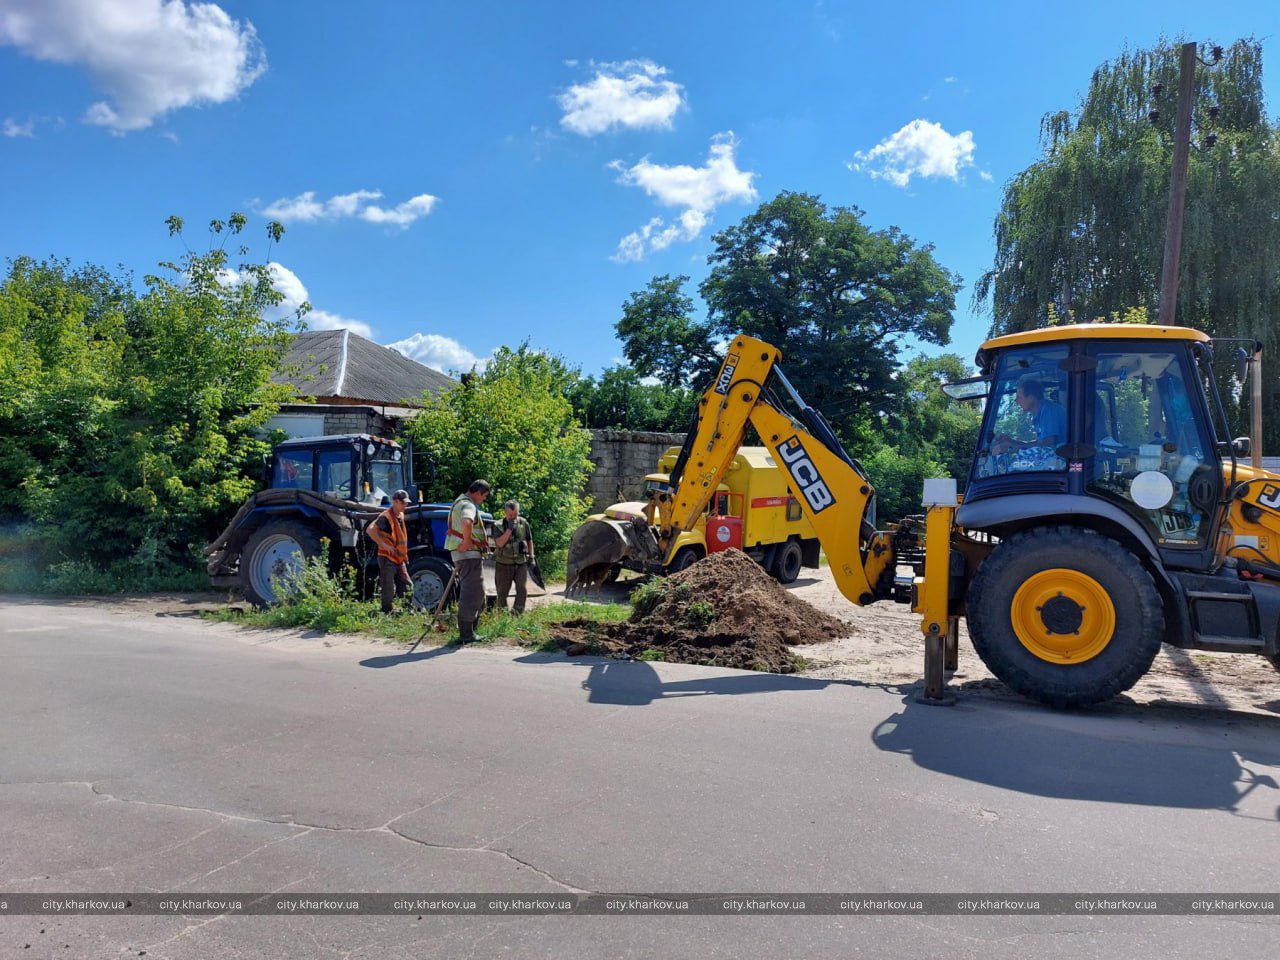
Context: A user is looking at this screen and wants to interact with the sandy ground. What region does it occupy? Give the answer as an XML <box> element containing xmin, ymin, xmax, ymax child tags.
<box><xmin>782</xmin><ymin>570</ymin><xmax>1280</xmax><ymax>717</ymax></box>
<box><xmin>561</xmin><ymin>566</ymin><xmax>1280</xmax><ymax>718</ymax></box>
<box><xmin>14</xmin><ymin>561</ymin><xmax>1280</xmax><ymax>718</ymax></box>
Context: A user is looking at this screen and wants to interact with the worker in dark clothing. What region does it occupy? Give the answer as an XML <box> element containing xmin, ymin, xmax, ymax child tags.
<box><xmin>493</xmin><ymin>499</ymin><xmax>534</xmax><ymax>615</ymax></box>
<box><xmin>366</xmin><ymin>489</ymin><xmax>411</xmax><ymax>614</ymax></box>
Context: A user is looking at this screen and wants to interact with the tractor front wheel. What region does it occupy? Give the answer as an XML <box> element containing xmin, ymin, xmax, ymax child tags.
<box><xmin>966</xmin><ymin>526</ymin><xmax>1163</xmax><ymax>707</ymax></box>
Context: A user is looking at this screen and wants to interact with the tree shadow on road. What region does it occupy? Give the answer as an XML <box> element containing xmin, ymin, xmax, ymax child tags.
<box><xmin>872</xmin><ymin>691</ymin><xmax>1280</xmax><ymax>815</ymax></box>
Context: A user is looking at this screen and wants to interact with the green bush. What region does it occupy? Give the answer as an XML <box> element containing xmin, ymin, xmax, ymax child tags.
<box><xmin>410</xmin><ymin>345</ymin><xmax>593</xmax><ymax>571</ymax></box>
<box><xmin>630</xmin><ymin>579</ymin><xmax>667</xmax><ymax>620</ymax></box>
<box><xmin>0</xmin><ymin>213</ymin><xmax>297</xmax><ymax>592</ymax></box>
<box><xmin>685</xmin><ymin>600</ymin><xmax>715</xmax><ymax>631</ymax></box>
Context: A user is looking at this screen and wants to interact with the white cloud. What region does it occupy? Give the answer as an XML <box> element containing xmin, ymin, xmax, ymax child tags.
<box><xmin>262</xmin><ymin>190</ymin><xmax>438</xmax><ymax>229</ymax></box>
<box><xmin>613</xmin><ymin>210</ymin><xmax>709</xmax><ymax>263</ymax></box>
<box><xmin>0</xmin><ymin>0</ymin><xmax>265</xmax><ymax>133</ymax></box>
<box><xmin>306</xmin><ymin>309</ymin><xmax>373</xmax><ymax>340</ymax></box>
<box><xmin>848</xmin><ymin>119</ymin><xmax>977</xmax><ymax>188</ymax></box>
<box><xmin>559</xmin><ymin>59</ymin><xmax>685</xmax><ymax>136</ymax></box>
<box><xmin>3</xmin><ymin>117</ymin><xmax>34</xmax><ymax>137</ymax></box>
<box><xmin>268</xmin><ymin>263</ymin><xmax>373</xmax><ymax>338</ymax></box>
<box><xmin>611</xmin><ymin>132</ymin><xmax>756</xmax><ymax>261</ymax></box>
<box><xmin>236</xmin><ymin>265</ymin><xmax>486</xmax><ymax>374</ymax></box>
<box><xmin>386</xmin><ymin>333</ymin><xmax>489</xmax><ymax>374</ymax></box>
<box><xmin>227</xmin><ymin>262</ymin><xmax>374</xmax><ymax>338</ymax></box>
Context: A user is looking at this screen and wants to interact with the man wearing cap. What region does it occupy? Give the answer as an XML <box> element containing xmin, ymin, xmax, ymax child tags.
<box><xmin>493</xmin><ymin>500</ymin><xmax>535</xmax><ymax>615</ymax></box>
<box><xmin>444</xmin><ymin>479</ymin><xmax>491</xmax><ymax>642</ymax></box>
<box><xmin>367</xmin><ymin>489</ymin><xmax>412</xmax><ymax>614</ymax></box>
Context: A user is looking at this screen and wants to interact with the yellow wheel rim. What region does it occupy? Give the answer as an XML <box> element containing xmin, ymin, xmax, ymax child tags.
<box><xmin>1010</xmin><ymin>569</ymin><xmax>1116</xmax><ymax>664</ymax></box>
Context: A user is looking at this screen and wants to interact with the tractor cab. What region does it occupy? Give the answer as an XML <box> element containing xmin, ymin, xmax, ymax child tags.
<box><xmin>267</xmin><ymin>434</ymin><xmax>416</xmax><ymax>506</ymax></box>
<box><xmin>962</xmin><ymin>324</ymin><xmax>1230</xmax><ymax>572</ymax></box>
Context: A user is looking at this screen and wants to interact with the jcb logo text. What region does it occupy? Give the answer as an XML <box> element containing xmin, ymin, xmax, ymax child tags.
<box><xmin>715</xmin><ymin>355</ymin><xmax>739</xmax><ymax>395</ymax></box>
<box><xmin>779</xmin><ymin>436</ymin><xmax>835</xmax><ymax>513</ymax></box>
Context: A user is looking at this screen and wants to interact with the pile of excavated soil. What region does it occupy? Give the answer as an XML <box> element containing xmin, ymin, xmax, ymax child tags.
<box><xmin>549</xmin><ymin>549</ymin><xmax>852</xmax><ymax>672</ymax></box>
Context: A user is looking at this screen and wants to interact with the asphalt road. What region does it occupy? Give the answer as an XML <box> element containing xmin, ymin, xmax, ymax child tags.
<box><xmin>2</xmin><ymin>598</ymin><xmax>1279</xmax><ymax>959</ymax></box>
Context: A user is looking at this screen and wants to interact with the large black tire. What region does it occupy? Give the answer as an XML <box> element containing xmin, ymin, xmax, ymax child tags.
<box><xmin>407</xmin><ymin>554</ymin><xmax>454</xmax><ymax>612</ymax></box>
<box><xmin>772</xmin><ymin>540</ymin><xmax>804</xmax><ymax>584</ymax></box>
<box><xmin>966</xmin><ymin>526</ymin><xmax>1164</xmax><ymax>708</ymax></box>
<box><xmin>669</xmin><ymin>547</ymin><xmax>701</xmax><ymax>573</ymax></box>
<box><xmin>240</xmin><ymin>520</ymin><xmax>323</xmax><ymax>607</ymax></box>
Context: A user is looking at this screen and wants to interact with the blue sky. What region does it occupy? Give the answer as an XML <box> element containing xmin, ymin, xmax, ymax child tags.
<box><xmin>1</xmin><ymin>0</ymin><xmax>1276</xmax><ymax>375</ymax></box>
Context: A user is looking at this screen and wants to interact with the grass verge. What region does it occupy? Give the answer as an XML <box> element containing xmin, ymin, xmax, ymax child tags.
<box><xmin>203</xmin><ymin>596</ymin><xmax>630</xmax><ymax>647</ymax></box>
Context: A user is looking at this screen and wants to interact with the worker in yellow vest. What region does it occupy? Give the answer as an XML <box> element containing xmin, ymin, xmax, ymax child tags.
<box><xmin>366</xmin><ymin>489</ymin><xmax>411</xmax><ymax>614</ymax></box>
<box><xmin>444</xmin><ymin>479</ymin><xmax>491</xmax><ymax>642</ymax></box>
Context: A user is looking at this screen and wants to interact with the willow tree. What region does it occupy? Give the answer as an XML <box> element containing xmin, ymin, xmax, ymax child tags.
<box><xmin>976</xmin><ymin>40</ymin><xmax>1280</xmax><ymax>436</ymax></box>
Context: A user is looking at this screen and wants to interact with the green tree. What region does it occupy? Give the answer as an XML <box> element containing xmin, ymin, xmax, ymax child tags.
<box><xmin>615</xmin><ymin>275</ymin><xmax>718</xmax><ymax>389</ymax></box>
<box><xmin>0</xmin><ymin>214</ymin><xmax>297</xmax><ymax>590</ymax></box>
<box><xmin>854</xmin><ymin>354</ymin><xmax>983</xmax><ymax>521</ymax></box>
<box><xmin>698</xmin><ymin>192</ymin><xmax>960</xmax><ymax>438</ymax></box>
<box><xmin>408</xmin><ymin>345</ymin><xmax>593</xmax><ymax>575</ymax></box>
<box><xmin>975</xmin><ymin>39</ymin><xmax>1280</xmax><ymax>440</ymax></box>
<box><xmin>885</xmin><ymin>354</ymin><xmax>983</xmax><ymax>483</ymax></box>
<box><xmin>567</xmin><ymin>365</ymin><xmax>697</xmax><ymax>431</ymax></box>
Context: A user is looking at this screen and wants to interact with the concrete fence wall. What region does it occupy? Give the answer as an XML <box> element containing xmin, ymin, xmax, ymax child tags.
<box><xmin>584</xmin><ymin>429</ymin><xmax>685</xmax><ymax>512</ymax></box>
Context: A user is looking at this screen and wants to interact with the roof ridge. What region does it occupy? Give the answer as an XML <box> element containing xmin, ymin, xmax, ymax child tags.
<box><xmin>334</xmin><ymin>328</ymin><xmax>350</xmax><ymax>395</ymax></box>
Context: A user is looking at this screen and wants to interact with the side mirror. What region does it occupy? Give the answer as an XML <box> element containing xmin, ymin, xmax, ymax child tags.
<box><xmin>261</xmin><ymin>454</ymin><xmax>272</xmax><ymax>487</ymax></box>
<box><xmin>941</xmin><ymin>376</ymin><xmax>991</xmax><ymax>401</ymax></box>
<box><xmin>1235</xmin><ymin>347</ymin><xmax>1250</xmax><ymax>383</ymax></box>
<box><xmin>1233</xmin><ymin>436</ymin><xmax>1251</xmax><ymax>458</ymax></box>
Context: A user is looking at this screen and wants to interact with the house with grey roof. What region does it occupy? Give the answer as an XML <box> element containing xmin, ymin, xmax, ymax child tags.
<box><xmin>267</xmin><ymin>329</ymin><xmax>455</xmax><ymax>439</ymax></box>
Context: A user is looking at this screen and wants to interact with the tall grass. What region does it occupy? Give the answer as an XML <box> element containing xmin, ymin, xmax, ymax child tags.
<box><xmin>203</xmin><ymin>555</ymin><xmax>627</xmax><ymax>645</ymax></box>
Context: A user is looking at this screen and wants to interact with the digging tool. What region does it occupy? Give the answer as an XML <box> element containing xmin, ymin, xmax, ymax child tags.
<box><xmin>405</xmin><ymin>565</ymin><xmax>458</xmax><ymax>654</ymax></box>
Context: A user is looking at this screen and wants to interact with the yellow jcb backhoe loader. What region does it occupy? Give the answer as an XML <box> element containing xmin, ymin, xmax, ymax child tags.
<box><xmin>568</xmin><ymin>327</ymin><xmax>1280</xmax><ymax>707</ymax></box>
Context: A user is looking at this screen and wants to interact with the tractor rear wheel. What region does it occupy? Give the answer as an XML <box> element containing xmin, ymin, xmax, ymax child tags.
<box><xmin>240</xmin><ymin>520</ymin><xmax>323</xmax><ymax>607</ymax></box>
<box><xmin>966</xmin><ymin>526</ymin><xmax>1163</xmax><ymax>707</ymax></box>
<box><xmin>772</xmin><ymin>540</ymin><xmax>804</xmax><ymax>584</ymax></box>
<box><xmin>408</xmin><ymin>555</ymin><xmax>454</xmax><ymax>612</ymax></box>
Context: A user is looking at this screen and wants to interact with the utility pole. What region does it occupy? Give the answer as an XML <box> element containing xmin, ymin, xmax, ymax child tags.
<box><xmin>1157</xmin><ymin>41</ymin><xmax>1198</xmax><ymax>327</ymax></box>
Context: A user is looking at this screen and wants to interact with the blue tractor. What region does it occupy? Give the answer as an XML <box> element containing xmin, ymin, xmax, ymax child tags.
<box><xmin>205</xmin><ymin>434</ymin><xmax>470</xmax><ymax>608</ymax></box>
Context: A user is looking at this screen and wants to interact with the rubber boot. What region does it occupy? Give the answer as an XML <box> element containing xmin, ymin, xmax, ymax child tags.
<box><xmin>457</xmin><ymin>617</ymin><xmax>483</xmax><ymax>645</ymax></box>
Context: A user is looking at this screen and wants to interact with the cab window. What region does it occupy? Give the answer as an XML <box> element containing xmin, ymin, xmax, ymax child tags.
<box><xmin>975</xmin><ymin>346</ymin><xmax>1069</xmax><ymax>478</ymax></box>
<box><xmin>317</xmin><ymin>449</ymin><xmax>353</xmax><ymax>498</ymax></box>
<box><xmin>368</xmin><ymin>459</ymin><xmax>406</xmax><ymax>503</ymax></box>
<box><xmin>1088</xmin><ymin>348</ymin><xmax>1215</xmax><ymax>546</ymax></box>
<box><xmin>274</xmin><ymin>451</ymin><xmax>313</xmax><ymax>489</ymax></box>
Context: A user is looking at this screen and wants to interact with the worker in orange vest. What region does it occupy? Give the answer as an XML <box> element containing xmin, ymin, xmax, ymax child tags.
<box><xmin>367</xmin><ymin>489</ymin><xmax>411</xmax><ymax>614</ymax></box>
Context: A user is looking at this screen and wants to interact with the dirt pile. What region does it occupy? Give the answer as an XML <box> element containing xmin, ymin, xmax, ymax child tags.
<box><xmin>551</xmin><ymin>549</ymin><xmax>852</xmax><ymax>672</ymax></box>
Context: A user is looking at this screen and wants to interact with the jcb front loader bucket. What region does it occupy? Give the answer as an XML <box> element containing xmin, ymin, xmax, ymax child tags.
<box><xmin>566</xmin><ymin>516</ymin><xmax>661</xmax><ymax>589</ymax></box>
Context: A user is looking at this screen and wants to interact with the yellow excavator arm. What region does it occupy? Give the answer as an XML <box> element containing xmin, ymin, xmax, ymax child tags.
<box><xmin>652</xmin><ymin>334</ymin><xmax>896</xmax><ymax>607</ymax></box>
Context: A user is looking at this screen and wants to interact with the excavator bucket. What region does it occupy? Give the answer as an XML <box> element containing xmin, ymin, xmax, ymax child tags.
<box><xmin>566</xmin><ymin>515</ymin><xmax>661</xmax><ymax>590</ymax></box>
